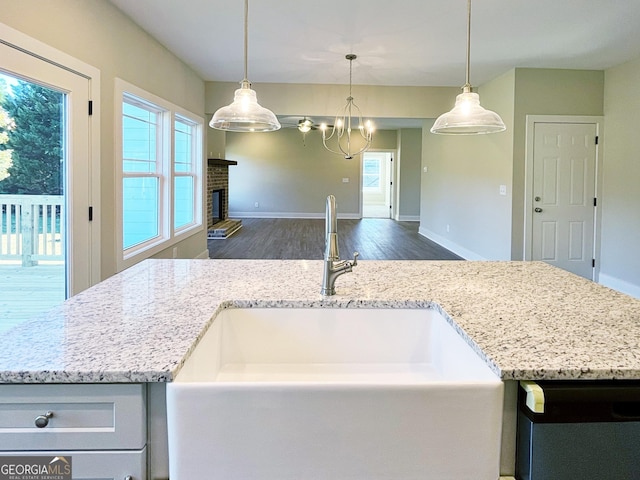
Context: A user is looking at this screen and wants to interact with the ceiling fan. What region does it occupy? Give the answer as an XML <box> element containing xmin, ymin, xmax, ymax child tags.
<box><xmin>278</xmin><ymin>116</ymin><xmax>334</xmax><ymax>146</ymax></box>
<box><xmin>279</xmin><ymin>116</ymin><xmax>323</xmax><ymax>133</ymax></box>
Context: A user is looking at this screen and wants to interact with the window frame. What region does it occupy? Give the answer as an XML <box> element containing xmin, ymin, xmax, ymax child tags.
<box><xmin>173</xmin><ymin>114</ymin><xmax>200</xmax><ymax>233</ymax></box>
<box><xmin>115</xmin><ymin>79</ymin><xmax>203</xmax><ymax>271</ymax></box>
<box><xmin>121</xmin><ymin>95</ymin><xmax>166</xmax><ymax>251</ymax></box>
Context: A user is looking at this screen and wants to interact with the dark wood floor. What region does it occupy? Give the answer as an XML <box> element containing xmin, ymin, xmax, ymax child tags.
<box><xmin>208</xmin><ymin>218</ymin><xmax>462</xmax><ymax>260</ymax></box>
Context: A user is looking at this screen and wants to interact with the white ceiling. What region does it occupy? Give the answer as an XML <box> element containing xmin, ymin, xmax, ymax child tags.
<box><xmin>109</xmin><ymin>0</ymin><xmax>640</xmax><ymax>88</ymax></box>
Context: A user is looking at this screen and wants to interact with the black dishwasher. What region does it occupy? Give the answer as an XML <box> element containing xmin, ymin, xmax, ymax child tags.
<box><xmin>516</xmin><ymin>380</ymin><xmax>640</xmax><ymax>480</ymax></box>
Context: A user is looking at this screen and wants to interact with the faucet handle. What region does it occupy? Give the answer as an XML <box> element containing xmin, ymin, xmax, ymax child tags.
<box><xmin>351</xmin><ymin>252</ymin><xmax>359</xmax><ymax>266</ymax></box>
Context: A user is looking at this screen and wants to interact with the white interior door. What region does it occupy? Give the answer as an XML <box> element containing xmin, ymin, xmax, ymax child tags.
<box><xmin>531</xmin><ymin>122</ymin><xmax>597</xmax><ymax>279</ymax></box>
<box><xmin>0</xmin><ymin>40</ymin><xmax>93</xmax><ymax>299</ymax></box>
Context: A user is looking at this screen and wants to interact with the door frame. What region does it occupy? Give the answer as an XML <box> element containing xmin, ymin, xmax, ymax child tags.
<box><xmin>1</xmin><ymin>22</ymin><xmax>101</xmax><ymax>293</ymax></box>
<box><xmin>523</xmin><ymin>115</ymin><xmax>604</xmax><ymax>279</ymax></box>
<box><xmin>359</xmin><ymin>149</ymin><xmax>396</xmax><ymax>219</ymax></box>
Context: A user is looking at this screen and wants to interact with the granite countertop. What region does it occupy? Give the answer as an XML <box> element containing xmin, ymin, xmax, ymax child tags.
<box><xmin>1</xmin><ymin>259</ymin><xmax>639</xmax><ymax>383</ymax></box>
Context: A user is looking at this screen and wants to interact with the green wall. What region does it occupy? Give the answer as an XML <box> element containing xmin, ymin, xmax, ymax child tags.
<box><xmin>397</xmin><ymin>129</ymin><xmax>422</xmax><ymax>219</ymax></box>
<box><xmin>511</xmin><ymin>68</ymin><xmax>604</xmax><ymax>259</ymax></box>
<box><xmin>206</xmin><ymin>81</ymin><xmax>441</xmax><ymax>221</ymax></box>
<box><xmin>600</xmin><ymin>57</ymin><xmax>640</xmax><ymax>296</ymax></box>
<box><xmin>420</xmin><ymin>68</ymin><xmax>605</xmax><ymax>261</ymax></box>
<box><xmin>420</xmin><ymin>70</ymin><xmax>515</xmax><ymax>260</ymax></box>
<box><xmin>225</xmin><ymin>129</ymin><xmax>399</xmax><ymax>217</ymax></box>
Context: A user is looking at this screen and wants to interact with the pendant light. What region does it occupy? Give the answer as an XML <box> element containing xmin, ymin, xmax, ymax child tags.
<box><xmin>431</xmin><ymin>0</ymin><xmax>506</xmax><ymax>135</ymax></box>
<box><xmin>209</xmin><ymin>0</ymin><xmax>280</xmax><ymax>132</ymax></box>
<box><xmin>321</xmin><ymin>54</ymin><xmax>374</xmax><ymax>159</ymax></box>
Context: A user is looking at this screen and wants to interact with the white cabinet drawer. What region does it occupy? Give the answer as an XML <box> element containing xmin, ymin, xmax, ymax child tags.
<box><xmin>0</xmin><ymin>447</ymin><xmax>146</xmax><ymax>480</ymax></box>
<box><xmin>0</xmin><ymin>384</ymin><xmax>146</xmax><ymax>451</ymax></box>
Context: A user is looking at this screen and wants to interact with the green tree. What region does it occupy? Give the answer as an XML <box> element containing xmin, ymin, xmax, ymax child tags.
<box><xmin>0</xmin><ymin>78</ymin><xmax>12</xmax><ymax>181</ymax></box>
<box><xmin>0</xmin><ymin>80</ymin><xmax>63</xmax><ymax>194</ymax></box>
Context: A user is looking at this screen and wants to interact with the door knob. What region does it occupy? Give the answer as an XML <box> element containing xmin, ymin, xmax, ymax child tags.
<box><xmin>534</xmin><ymin>207</ymin><xmax>543</xmax><ymax>213</ymax></box>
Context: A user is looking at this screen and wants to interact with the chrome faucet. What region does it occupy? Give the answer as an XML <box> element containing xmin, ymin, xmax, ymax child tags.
<box><xmin>321</xmin><ymin>195</ymin><xmax>359</xmax><ymax>296</ymax></box>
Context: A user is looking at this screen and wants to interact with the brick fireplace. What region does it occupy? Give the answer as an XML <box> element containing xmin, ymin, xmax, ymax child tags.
<box><xmin>206</xmin><ymin>158</ymin><xmax>241</xmax><ymax>238</ymax></box>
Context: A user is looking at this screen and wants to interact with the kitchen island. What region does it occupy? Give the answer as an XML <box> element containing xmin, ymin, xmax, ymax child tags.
<box><xmin>1</xmin><ymin>259</ymin><xmax>639</xmax><ymax>479</ymax></box>
<box><xmin>1</xmin><ymin>259</ymin><xmax>639</xmax><ymax>383</ymax></box>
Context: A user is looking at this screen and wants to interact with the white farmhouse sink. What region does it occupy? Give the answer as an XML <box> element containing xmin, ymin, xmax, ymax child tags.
<box><xmin>167</xmin><ymin>307</ymin><xmax>503</xmax><ymax>480</ymax></box>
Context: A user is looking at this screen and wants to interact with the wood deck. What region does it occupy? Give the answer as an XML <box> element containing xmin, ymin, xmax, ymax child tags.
<box><xmin>0</xmin><ymin>262</ymin><xmax>65</xmax><ymax>333</ymax></box>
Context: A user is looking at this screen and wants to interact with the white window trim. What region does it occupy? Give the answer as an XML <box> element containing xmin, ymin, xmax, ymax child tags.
<box><xmin>115</xmin><ymin>78</ymin><xmax>203</xmax><ymax>271</ymax></box>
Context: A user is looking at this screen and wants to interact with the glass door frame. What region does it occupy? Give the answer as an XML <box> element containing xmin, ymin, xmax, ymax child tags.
<box><xmin>0</xmin><ymin>22</ymin><xmax>101</xmax><ymax>295</ymax></box>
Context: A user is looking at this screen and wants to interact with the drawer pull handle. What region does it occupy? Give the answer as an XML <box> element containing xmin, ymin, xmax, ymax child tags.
<box><xmin>34</xmin><ymin>411</ymin><xmax>54</xmax><ymax>428</ymax></box>
<box><xmin>124</xmin><ymin>476</ymin><xmax>133</xmax><ymax>480</ymax></box>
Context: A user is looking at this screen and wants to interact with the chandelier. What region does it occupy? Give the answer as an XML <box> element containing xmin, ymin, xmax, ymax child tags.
<box><xmin>321</xmin><ymin>54</ymin><xmax>374</xmax><ymax>159</ymax></box>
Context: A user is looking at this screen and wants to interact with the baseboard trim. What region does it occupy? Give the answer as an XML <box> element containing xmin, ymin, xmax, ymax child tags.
<box><xmin>598</xmin><ymin>273</ymin><xmax>640</xmax><ymax>299</ymax></box>
<box><xmin>196</xmin><ymin>249</ymin><xmax>210</xmax><ymax>259</ymax></box>
<box><xmin>397</xmin><ymin>215</ymin><xmax>420</xmax><ymax>222</ymax></box>
<box><xmin>417</xmin><ymin>227</ymin><xmax>487</xmax><ymax>261</ymax></box>
<box><xmin>229</xmin><ymin>211</ymin><xmax>360</xmax><ymax>219</ymax></box>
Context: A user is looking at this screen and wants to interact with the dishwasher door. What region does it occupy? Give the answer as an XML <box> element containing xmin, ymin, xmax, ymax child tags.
<box><xmin>516</xmin><ymin>380</ymin><xmax>640</xmax><ymax>480</ymax></box>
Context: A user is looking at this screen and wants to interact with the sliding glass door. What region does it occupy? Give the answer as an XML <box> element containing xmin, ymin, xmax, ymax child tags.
<box><xmin>0</xmin><ymin>40</ymin><xmax>92</xmax><ymax>331</ymax></box>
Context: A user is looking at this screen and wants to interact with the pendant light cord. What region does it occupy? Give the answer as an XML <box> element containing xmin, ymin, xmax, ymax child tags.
<box><xmin>349</xmin><ymin>56</ymin><xmax>353</xmax><ymax>99</ymax></box>
<box><xmin>345</xmin><ymin>53</ymin><xmax>356</xmax><ymax>100</ymax></box>
<box><xmin>464</xmin><ymin>0</ymin><xmax>472</xmax><ymax>92</ymax></box>
<box><xmin>243</xmin><ymin>0</ymin><xmax>249</xmax><ymax>83</ymax></box>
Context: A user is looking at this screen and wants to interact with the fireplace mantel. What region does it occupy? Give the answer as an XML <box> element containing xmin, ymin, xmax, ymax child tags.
<box><xmin>207</xmin><ymin>158</ymin><xmax>238</xmax><ymax>167</ymax></box>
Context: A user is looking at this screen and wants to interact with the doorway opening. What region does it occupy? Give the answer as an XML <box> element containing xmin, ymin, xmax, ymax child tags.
<box><xmin>362</xmin><ymin>151</ymin><xmax>393</xmax><ymax>218</ymax></box>
<box><xmin>0</xmin><ymin>71</ymin><xmax>66</xmax><ymax>330</ymax></box>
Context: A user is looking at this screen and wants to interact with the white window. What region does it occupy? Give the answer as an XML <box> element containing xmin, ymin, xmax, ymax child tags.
<box><xmin>363</xmin><ymin>157</ymin><xmax>381</xmax><ymax>191</ymax></box>
<box><xmin>122</xmin><ymin>98</ymin><xmax>162</xmax><ymax>250</ymax></box>
<box><xmin>116</xmin><ymin>79</ymin><xmax>203</xmax><ymax>270</ymax></box>
<box><xmin>173</xmin><ymin>116</ymin><xmax>198</xmax><ymax>231</ymax></box>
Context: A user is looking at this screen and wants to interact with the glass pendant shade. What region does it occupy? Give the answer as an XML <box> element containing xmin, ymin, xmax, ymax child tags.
<box><xmin>209</xmin><ymin>80</ymin><xmax>281</xmax><ymax>132</ymax></box>
<box><xmin>431</xmin><ymin>0</ymin><xmax>506</xmax><ymax>136</ymax></box>
<box><xmin>431</xmin><ymin>90</ymin><xmax>506</xmax><ymax>135</ymax></box>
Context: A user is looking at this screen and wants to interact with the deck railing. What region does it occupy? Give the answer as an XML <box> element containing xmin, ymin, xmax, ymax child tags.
<box><xmin>0</xmin><ymin>194</ymin><xmax>64</xmax><ymax>266</ymax></box>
